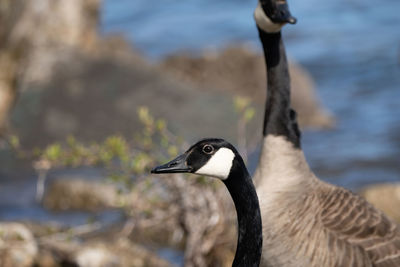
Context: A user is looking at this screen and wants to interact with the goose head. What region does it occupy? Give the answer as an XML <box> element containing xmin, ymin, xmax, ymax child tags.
<box><xmin>255</xmin><ymin>0</ymin><xmax>296</xmax><ymax>33</ymax></box>
<box><xmin>259</xmin><ymin>0</ymin><xmax>297</xmax><ymax>24</ymax></box>
<box><xmin>151</xmin><ymin>138</ymin><xmax>238</xmax><ymax>180</ymax></box>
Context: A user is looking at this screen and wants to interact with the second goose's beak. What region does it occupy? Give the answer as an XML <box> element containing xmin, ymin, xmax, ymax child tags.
<box><xmin>151</xmin><ymin>153</ymin><xmax>192</xmax><ymax>174</ymax></box>
<box><xmin>273</xmin><ymin>2</ymin><xmax>297</xmax><ymax>24</ymax></box>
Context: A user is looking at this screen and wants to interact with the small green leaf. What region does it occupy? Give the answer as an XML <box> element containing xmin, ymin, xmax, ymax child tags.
<box><xmin>156</xmin><ymin>119</ymin><xmax>166</xmax><ymax>131</ymax></box>
<box><xmin>244</xmin><ymin>108</ymin><xmax>255</xmax><ymax>121</ymax></box>
<box><xmin>9</xmin><ymin>135</ymin><xmax>19</xmax><ymax>149</ymax></box>
<box><xmin>44</xmin><ymin>144</ymin><xmax>62</xmax><ymax>161</ymax></box>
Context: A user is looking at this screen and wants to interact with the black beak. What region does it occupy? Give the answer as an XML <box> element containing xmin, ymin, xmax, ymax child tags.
<box><xmin>275</xmin><ymin>2</ymin><xmax>297</xmax><ymax>24</ymax></box>
<box><xmin>260</xmin><ymin>0</ymin><xmax>297</xmax><ymax>24</ymax></box>
<box><xmin>151</xmin><ymin>153</ymin><xmax>192</xmax><ymax>174</ymax></box>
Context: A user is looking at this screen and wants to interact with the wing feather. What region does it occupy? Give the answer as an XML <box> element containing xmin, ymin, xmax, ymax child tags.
<box><xmin>319</xmin><ymin>186</ymin><xmax>400</xmax><ymax>266</ymax></box>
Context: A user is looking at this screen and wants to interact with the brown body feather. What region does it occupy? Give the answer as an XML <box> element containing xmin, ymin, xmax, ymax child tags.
<box><xmin>255</xmin><ymin>136</ymin><xmax>400</xmax><ymax>267</ymax></box>
<box><xmin>319</xmin><ymin>185</ymin><xmax>400</xmax><ymax>266</ymax></box>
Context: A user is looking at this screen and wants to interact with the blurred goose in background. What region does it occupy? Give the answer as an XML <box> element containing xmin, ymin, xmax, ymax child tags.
<box><xmin>152</xmin><ymin>138</ymin><xmax>262</xmax><ymax>267</ymax></box>
<box><xmin>253</xmin><ymin>0</ymin><xmax>400</xmax><ymax>266</ymax></box>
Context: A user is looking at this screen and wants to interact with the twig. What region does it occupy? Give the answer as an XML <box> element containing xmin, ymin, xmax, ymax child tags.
<box><xmin>38</xmin><ymin>223</ymin><xmax>102</xmax><ymax>243</ymax></box>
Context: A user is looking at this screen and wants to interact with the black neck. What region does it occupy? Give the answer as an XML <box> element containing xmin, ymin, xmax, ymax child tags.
<box><xmin>258</xmin><ymin>27</ymin><xmax>300</xmax><ymax>148</ymax></box>
<box><xmin>223</xmin><ymin>158</ymin><xmax>262</xmax><ymax>267</ymax></box>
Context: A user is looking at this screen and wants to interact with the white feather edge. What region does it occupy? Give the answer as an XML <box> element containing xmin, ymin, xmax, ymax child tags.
<box><xmin>254</xmin><ymin>3</ymin><xmax>285</xmax><ymax>33</ymax></box>
<box><xmin>194</xmin><ymin>148</ymin><xmax>235</xmax><ymax>180</ymax></box>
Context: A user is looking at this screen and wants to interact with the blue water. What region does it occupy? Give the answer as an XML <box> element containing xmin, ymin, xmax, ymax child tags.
<box><xmin>102</xmin><ymin>0</ymin><xmax>400</xmax><ymax>190</ymax></box>
<box><xmin>0</xmin><ymin>168</ymin><xmax>124</xmax><ymax>225</ymax></box>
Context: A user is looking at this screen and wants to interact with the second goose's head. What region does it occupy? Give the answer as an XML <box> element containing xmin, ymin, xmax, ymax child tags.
<box><xmin>255</xmin><ymin>0</ymin><xmax>296</xmax><ymax>33</ymax></box>
<box><xmin>258</xmin><ymin>0</ymin><xmax>296</xmax><ymax>24</ymax></box>
<box><xmin>151</xmin><ymin>138</ymin><xmax>242</xmax><ymax>180</ymax></box>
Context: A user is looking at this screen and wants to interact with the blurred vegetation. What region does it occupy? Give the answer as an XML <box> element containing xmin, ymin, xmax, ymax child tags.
<box><xmin>7</xmin><ymin>96</ymin><xmax>252</xmax><ymax>172</ymax></box>
<box><xmin>4</xmin><ymin>96</ymin><xmax>255</xmax><ymax>201</ymax></box>
<box><xmin>1</xmin><ymin>96</ymin><xmax>256</xmax><ymax>266</ymax></box>
<box><xmin>8</xmin><ymin>106</ymin><xmax>177</xmax><ymax>177</ymax></box>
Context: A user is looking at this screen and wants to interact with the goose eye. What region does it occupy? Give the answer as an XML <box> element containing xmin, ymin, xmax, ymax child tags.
<box><xmin>202</xmin><ymin>145</ymin><xmax>214</xmax><ymax>154</ymax></box>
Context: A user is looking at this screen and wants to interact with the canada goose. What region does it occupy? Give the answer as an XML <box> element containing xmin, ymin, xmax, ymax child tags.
<box><xmin>151</xmin><ymin>138</ymin><xmax>262</xmax><ymax>267</ymax></box>
<box><xmin>254</xmin><ymin>1</ymin><xmax>400</xmax><ymax>266</ymax></box>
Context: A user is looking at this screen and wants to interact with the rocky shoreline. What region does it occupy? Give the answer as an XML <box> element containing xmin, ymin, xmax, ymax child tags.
<box><xmin>0</xmin><ymin>221</ymin><xmax>174</xmax><ymax>267</ymax></box>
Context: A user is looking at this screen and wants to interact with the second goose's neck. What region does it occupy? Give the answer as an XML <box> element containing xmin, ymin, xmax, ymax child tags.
<box><xmin>224</xmin><ymin>159</ymin><xmax>262</xmax><ymax>267</ymax></box>
<box><xmin>258</xmin><ymin>28</ymin><xmax>300</xmax><ymax>148</ymax></box>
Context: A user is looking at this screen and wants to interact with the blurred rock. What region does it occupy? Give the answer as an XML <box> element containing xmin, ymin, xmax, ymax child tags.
<box><xmin>74</xmin><ymin>238</ymin><xmax>173</xmax><ymax>267</ymax></box>
<box><xmin>161</xmin><ymin>46</ymin><xmax>335</xmax><ymax>129</ymax></box>
<box><xmin>37</xmin><ymin>236</ymin><xmax>174</xmax><ymax>267</ymax></box>
<box><xmin>34</xmin><ymin>249</ymin><xmax>61</xmax><ymax>267</ymax></box>
<box><xmin>75</xmin><ymin>245</ymin><xmax>120</xmax><ymax>267</ymax></box>
<box><xmin>8</xmin><ymin>0</ymin><xmax>227</xmax><ymax>150</ymax></box>
<box><xmin>0</xmin><ymin>0</ymin><xmax>101</xmax><ymax>134</ymax></box>
<box><xmin>14</xmin><ymin>0</ymin><xmax>100</xmax><ymax>86</ymax></box>
<box><xmin>11</xmin><ymin>46</ymin><xmax>250</xmax><ymax>148</ymax></box>
<box><xmin>0</xmin><ymin>223</ymin><xmax>38</xmax><ymax>267</ymax></box>
<box><xmin>10</xmin><ymin>44</ymin><xmax>334</xmax><ymax>151</ymax></box>
<box><xmin>0</xmin><ymin>0</ymin><xmax>28</xmax><ymax>133</ymax></box>
<box><xmin>360</xmin><ymin>183</ymin><xmax>400</xmax><ymax>223</ymax></box>
<box><xmin>43</xmin><ymin>176</ymin><xmax>120</xmax><ymax>211</ymax></box>
<box><xmin>2</xmin><ymin>0</ymin><xmax>334</xmax><ymax>153</ymax></box>
<box><xmin>18</xmin><ymin>221</ymin><xmax>176</xmax><ymax>266</ymax></box>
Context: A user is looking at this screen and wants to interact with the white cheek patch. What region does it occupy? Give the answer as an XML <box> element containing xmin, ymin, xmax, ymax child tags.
<box><xmin>195</xmin><ymin>148</ymin><xmax>235</xmax><ymax>180</ymax></box>
<box><xmin>254</xmin><ymin>3</ymin><xmax>285</xmax><ymax>33</ymax></box>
